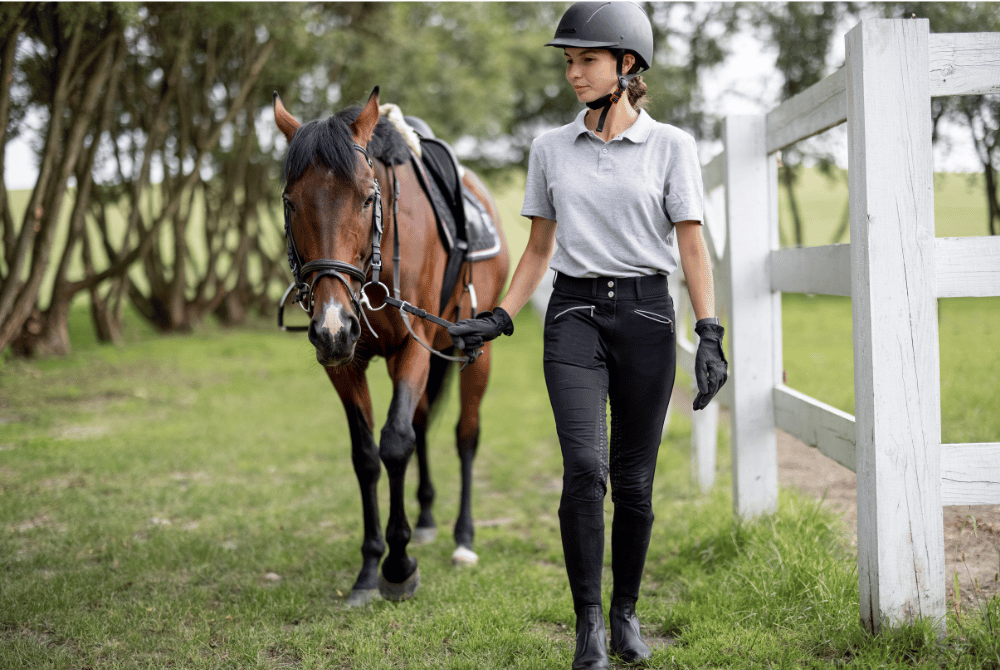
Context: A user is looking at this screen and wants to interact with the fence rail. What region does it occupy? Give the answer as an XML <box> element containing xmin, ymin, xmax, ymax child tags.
<box><xmin>678</xmin><ymin>20</ymin><xmax>1000</xmax><ymax>635</ymax></box>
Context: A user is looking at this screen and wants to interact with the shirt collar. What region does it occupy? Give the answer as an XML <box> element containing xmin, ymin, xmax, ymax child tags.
<box><xmin>573</xmin><ymin>108</ymin><xmax>654</xmax><ymax>144</ymax></box>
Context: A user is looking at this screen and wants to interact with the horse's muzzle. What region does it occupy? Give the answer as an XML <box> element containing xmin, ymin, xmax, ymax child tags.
<box><xmin>309</xmin><ymin>306</ymin><xmax>361</xmax><ymax>367</ymax></box>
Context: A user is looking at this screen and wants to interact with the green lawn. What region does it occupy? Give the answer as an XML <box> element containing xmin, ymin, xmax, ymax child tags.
<box><xmin>2</xmin><ymin>305</ymin><xmax>999</xmax><ymax>669</ymax></box>
<box><xmin>1</xmin><ymin>167</ymin><xmax>997</xmax><ymax>668</ymax></box>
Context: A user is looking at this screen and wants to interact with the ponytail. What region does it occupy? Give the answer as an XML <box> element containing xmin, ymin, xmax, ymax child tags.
<box><xmin>627</xmin><ymin>75</ymin><xmax>648</xmax><ymax>110</ymax></box>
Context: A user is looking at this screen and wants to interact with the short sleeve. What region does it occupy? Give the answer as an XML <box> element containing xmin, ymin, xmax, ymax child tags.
<box><xmin>663</xmin><ymin>133</ymin><xmax>704</xmax><ymax>224</ymax></box>
<box><xmin>520</xmin><ymin>139</ymin><xmax>557</xmax><ymax>221</ymax></box>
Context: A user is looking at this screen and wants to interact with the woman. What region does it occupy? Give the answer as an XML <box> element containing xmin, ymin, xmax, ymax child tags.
<box><xmin>448</xmin><ymin>3</ymin><xmax>727</xmax><ymax>668</ymax></box>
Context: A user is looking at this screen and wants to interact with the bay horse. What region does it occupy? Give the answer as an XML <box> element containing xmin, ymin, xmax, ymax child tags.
<box><xmin>273</xmin><ymin>88</ymin><xmax>510</xmax><ymax>606</ymax></box>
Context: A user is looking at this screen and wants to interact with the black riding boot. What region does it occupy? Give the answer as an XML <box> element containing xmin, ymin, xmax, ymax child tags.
<box><xmin>609</xmin><ymin>596</ymin><xmax>652</xmax><ymax>663</ymax></box>
<box><xmin>560</xmin><ymin>498</ymin><xmax>609</xmax><ymax>669</ymax></box>
<box><xmin>572</xmin><ymin>605</ymin><xmax>610</xmax><ymax>670</ymax></box>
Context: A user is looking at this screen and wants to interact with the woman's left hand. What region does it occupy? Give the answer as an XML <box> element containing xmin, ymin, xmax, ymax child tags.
<box><xmin>447</xmin><ymin>307</ymin><xmax>514</xmax><ymax>358</ymax></box>
<box><xmin>693</xmin><ymin>319</ymin><xmax>727</xmax><ymax>410</ymax></box>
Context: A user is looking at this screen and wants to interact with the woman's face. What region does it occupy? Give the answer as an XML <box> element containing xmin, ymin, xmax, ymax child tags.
<box><xmin>564</xmin><ymin>47</ymin><xmax>633</xmax><ymax>104</ymax></box>
<box><xmin>564</xmin><ymin>48</ymin><xmax>616</xmax><ymax>103</ymax></box>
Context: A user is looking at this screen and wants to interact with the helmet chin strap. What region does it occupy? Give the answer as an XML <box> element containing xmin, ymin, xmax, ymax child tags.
<box><xmin>586</xmin><ymin>51</ymin><xmax>635</xmax><ymax>133</ymax></box>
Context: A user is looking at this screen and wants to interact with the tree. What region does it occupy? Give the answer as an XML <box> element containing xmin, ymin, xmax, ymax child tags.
<box><xmin>0</xmin><ymin>3</ymin><xmax>127</xmax><ymax>356</ymax></box>
<box><xmin>747</xmin><ymin>2</ymin><xmax>860</xmax><ymax>247</ymax></box>
<box><xmin>2</xmin><ymin>2</ymin><xmax>747</xmax><ymax>357</ymax></box>
<box><xmin>889</xmin><ymin>2</ymin><xmax>1000</xmax><ymax>236</ymax></box>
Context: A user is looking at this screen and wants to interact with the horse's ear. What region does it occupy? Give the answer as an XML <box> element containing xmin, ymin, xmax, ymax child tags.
<box><xmin>350</xmin><ymin>86</ymin><xmax>380</xmax><ymax>147</ymax></box>
<box><xmin>273</xmin><ymin>92</ymin><xmax>300</xmax><ymax>142</ymax></box>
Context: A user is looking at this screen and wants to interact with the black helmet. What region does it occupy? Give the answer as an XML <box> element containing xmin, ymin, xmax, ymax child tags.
<box><xmin>545</xmin><ymin>1</ymin><xmax>654</xmax><ymax>72</ymax></box>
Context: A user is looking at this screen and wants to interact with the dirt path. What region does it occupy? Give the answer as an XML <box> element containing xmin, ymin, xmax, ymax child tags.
<box><xmin>777</xmin><ymin>428</ymin><xmax>1000</xmax><ymax>613</ymax></box>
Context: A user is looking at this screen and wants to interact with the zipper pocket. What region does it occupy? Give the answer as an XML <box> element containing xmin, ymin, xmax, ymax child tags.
<box><xmin>553</xmin><ymin>305</ymin><xmax>595</xmax><ymax>321</ymax></box>
<box><xmin>634</xmin><ymin>309</ymin><xmax>674</xmax><ymax>331</ymax></box>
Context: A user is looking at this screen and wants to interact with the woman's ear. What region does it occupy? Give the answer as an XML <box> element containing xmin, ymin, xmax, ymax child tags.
<box><xmin>623</xmin><ymin>52</ymin><xmax>637</xmax><ymax>74</ymax></box>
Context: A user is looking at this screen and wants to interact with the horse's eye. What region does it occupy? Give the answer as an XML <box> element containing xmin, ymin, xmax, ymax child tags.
<box><xmin>364</xmin><ymin>195</ymin><xmax>375</xmax><ymax>209</ymax></box>
<box><xmin>283</xmin><ymin>197</ymin><xmax>295</xmax><ymax>213</ymax></box>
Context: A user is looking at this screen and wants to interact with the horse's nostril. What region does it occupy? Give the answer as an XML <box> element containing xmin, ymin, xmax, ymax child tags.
<box><xmin>346</xmin><ymin>313</ymin><xmax>362</xmax><ymax>344</ymax></box>
<box><xmin>308</xmin><ymin>319</ymin><xmax>322</xmax><ymax>347</ymax></box>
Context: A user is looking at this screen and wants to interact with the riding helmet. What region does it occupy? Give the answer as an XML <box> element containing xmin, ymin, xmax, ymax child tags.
<box><xmin>545</xmin><ymin>1</ymin><xmax>654</xmax><ymax>73</ymax></box>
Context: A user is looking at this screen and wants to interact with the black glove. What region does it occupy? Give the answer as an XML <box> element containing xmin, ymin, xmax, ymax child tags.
<box><xmin>693</xmin><ymin>318</ymin><xmax>728</xmax><ymax>411</ymax></box>
<box><xmin>447</xmin><ymin>307</ymin><xmax>514</xmax><ymax>358</ymax></box>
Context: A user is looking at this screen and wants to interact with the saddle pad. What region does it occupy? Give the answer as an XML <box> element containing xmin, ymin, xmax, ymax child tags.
<box><xmin>417</xmin><ymin>139</ymin><xmax>502</xmax><ymax>262</ymax></box>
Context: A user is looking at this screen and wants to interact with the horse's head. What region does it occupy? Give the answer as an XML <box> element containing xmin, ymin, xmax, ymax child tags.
<box><xmin>275</xmin><ymin>88</ymin><xmax>382</xmax><ymax>367</ymax></box>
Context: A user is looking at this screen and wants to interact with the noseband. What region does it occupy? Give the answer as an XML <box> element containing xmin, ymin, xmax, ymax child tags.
<box><xmin>279</xmin><ymin>142</ymin><xmax>385</xmax><ymax>335</ymax></box>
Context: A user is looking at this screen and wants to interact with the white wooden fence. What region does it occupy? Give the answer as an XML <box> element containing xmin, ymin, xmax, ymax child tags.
<box><xmin>675</xmin><ymin>19</ymin><xmax>1000</xmax><ymax>634</ymax></box>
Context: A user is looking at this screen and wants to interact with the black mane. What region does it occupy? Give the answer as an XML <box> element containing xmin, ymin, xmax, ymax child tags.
<box><xmin>282</xmin><ymin>106</ymin><xmax>412</xmax><ymax>186</ymax></box>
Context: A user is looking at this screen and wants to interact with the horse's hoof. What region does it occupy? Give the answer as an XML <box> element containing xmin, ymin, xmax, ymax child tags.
<box><xmin>345</xmin><ymin>588</ymin><xmax>380</xmax><ymax>608</ymax></box>
<box><xmin>412</xmin><ymin>526</ymin><xmax>438</xmax><ymax>545</ymax></box>
<box><xmin>378</xmin><ymin>567</ymin><xmax>420</xmax><ymax>602</ymax></box>
<box><xmin>451</xmin><ymin>545</ymin><xmax>478</xmax><ymax>567</ymax></box>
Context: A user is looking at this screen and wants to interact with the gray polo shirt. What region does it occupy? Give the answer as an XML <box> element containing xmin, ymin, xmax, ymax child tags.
<box><xmin>521</xmin><ymin>109</ymin><xmax>704</xmax><ymax>278</ymax></box>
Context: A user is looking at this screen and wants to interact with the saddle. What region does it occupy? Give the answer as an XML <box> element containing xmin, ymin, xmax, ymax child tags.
<box><xmin>407</xmin><ymin>131</ymin><xmax>503</xmax><ymax>315</ymax></box>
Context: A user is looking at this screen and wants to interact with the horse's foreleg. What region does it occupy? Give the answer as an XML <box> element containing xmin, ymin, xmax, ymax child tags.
<box><xmin>378</xmin><ymin>348</ymin><xmax>431</xmax><ymax>601</ymax></box>
<box><xmin>412</xmin><ymin>354</ymin><xmax>452</xmax><ymax>545</ymax></box>
<box><xmin>330</xmin><ymin>368</ymin><xmax>384</xmax><ymax>607</ymax></box>
<box><xmin>452</xmin><ymin>344</ymin><xmax>491</xmax><ymax>567</ymax></box>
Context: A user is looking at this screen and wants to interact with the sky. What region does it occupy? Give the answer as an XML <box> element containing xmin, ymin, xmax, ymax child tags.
<box><xmin>3</xmin><ymin>19</ymin><xmax>983</xmax><ymax>192</ymax></box>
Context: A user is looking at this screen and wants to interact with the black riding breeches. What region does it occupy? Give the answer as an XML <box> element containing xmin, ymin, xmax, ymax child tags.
<box><xmin>543</xmin><ymin>272</ymin><xmax>676</xmax><ymax>611</ymax></box>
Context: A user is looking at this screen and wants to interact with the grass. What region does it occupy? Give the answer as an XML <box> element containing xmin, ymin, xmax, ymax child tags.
<box><xmin>780</xmin><ymin>294</ymin><xmax>1000</xmax><ymax>445</ymax></box>
<box><xmin>2</xmin><ymin>167</ymin><xmax>997</xmax><ymax>667</ymax></box>
<box><xmin>2</xmin><ymin>305</ymin><xmax>999</xmax><ymax>669</ymax></box>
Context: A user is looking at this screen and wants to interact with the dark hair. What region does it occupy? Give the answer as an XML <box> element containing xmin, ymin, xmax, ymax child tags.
<box><xmin>625</xmin><ymin>58</ymin><xmax>648</xmax><ymax>110</ymax></box>
<box><xmin>627</xmin><ymin>75</ymin><xmax>648</xmax><ymax>110</ymax></box>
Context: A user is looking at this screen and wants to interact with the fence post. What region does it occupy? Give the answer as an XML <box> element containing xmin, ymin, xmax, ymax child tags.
<box><xmin>846</xmin><ymin>19</ymin><xmax>945</xmax><ymax>634</ymax></box>
<box><xmin>723</xmin><ymin>115</ymin><xmax>777</xmax><ymax>519</ymax></box>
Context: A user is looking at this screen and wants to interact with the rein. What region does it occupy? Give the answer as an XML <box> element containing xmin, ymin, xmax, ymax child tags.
<box><xmin>279</xmin><ymin>142</ymin><xmax>477</xmax><ymax>367</ymax></box>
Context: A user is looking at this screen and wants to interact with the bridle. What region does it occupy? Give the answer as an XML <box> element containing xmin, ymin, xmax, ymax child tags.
<box><xmin>279</xmin><ymin>142</ymin><xmax>385</xmax><ymax>338</ymax></box>
<box><xmin>279</xmin><ymin>142</ymin><xmax>477</xmax><ymax>366</ymax></box>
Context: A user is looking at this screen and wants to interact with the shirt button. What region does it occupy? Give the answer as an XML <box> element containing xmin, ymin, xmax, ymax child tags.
<box><xmin>608</xmin><ymin>291</ymin><xmax>615</xmax><ymax>298</ymax></box>
<box><xmin>607</xmin><ymin>281</ymin><xmax>614</xmax><ymax>288</ymax></box>
<box><xmin>602</xmin><ymin>148</ymin><xmax>608</xmax><ymax>154</ymax></box>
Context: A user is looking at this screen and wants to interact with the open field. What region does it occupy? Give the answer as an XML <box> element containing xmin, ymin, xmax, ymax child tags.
<box><xmin>2</xmin><ymin>166</ymin><xmax>998</xmax><ymax>667</ymax></box>
<box><xmin>2</xmin><ymin>302</ymin><xmax>999</xmax><ymax>668</ymax></box>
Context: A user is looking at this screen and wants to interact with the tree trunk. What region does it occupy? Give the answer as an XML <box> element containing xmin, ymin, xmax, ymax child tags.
<box><xmin>781</xmin><ymin>163</ymin><xmax>805</xmax><ymax>247</ymax></box>
<box><xmin>985</xmin><ymin>163</ymin><xmax>999</xmax><ymax>236</ymax></box>
<box><xmin>28</xmin><ymin>36</ymin><xmax>125</xmax><ymax>357</ymax></box>
<box><xmin>3</xmin><ymin>26</ymin><xmax>118</xmax><ymax>357</ymax></box>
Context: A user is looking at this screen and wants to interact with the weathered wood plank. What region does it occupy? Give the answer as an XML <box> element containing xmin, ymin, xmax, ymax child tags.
<box><xmin>703</xmin><ymin>151</ymin><xmax>726</xmax><ymax>193</ymax></box>
<box><xmin>766</xmin><ymin>67</ymin><xmax>846</xmax><ymax>153</ymax></box>
<box><xmin>941</xmin><ymin>442</ymin><xmax>1000</xmax><ymax>506</ymax></box>
<box><xmin>929</xmin><ymin>33</ymin><xmax>1000</xmax><ymax>97</ymax></box>
<box><xmin>768</xmin><ymin>155</ymin><xmax>784</xmax><ymax>389</ymax></box>
<box><xmin>766</xmin><ymin>238</ymin><xmax>999</xmax><ymax>298</ymax></box>
<box><xmin>774</xmin><ymin>385</ymin><xmax>857</xmax><ymax>472</ymax></box>
<box><xmin>935</xmin><ymin>236</ymin><xmax>1000</xmax><ymax>298</ymax></box>
<box><xmin>691</xmin><ymin>398</ymin><xmax>720</xmax><ymax>493</ymax></box>
<box><xmin>847</xmin><ymin>19</ymin><xmax>945</xmax><ymax>633</ymax></box>
<box><xmin>724</xmin><ymin>114</ymin><xmax>778</xmax><ymax>519</ymax></box>
<box><xmin>770</xmin><ymin>244</ymin><xmax>852</xmax><ymax>296</ymax></box>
